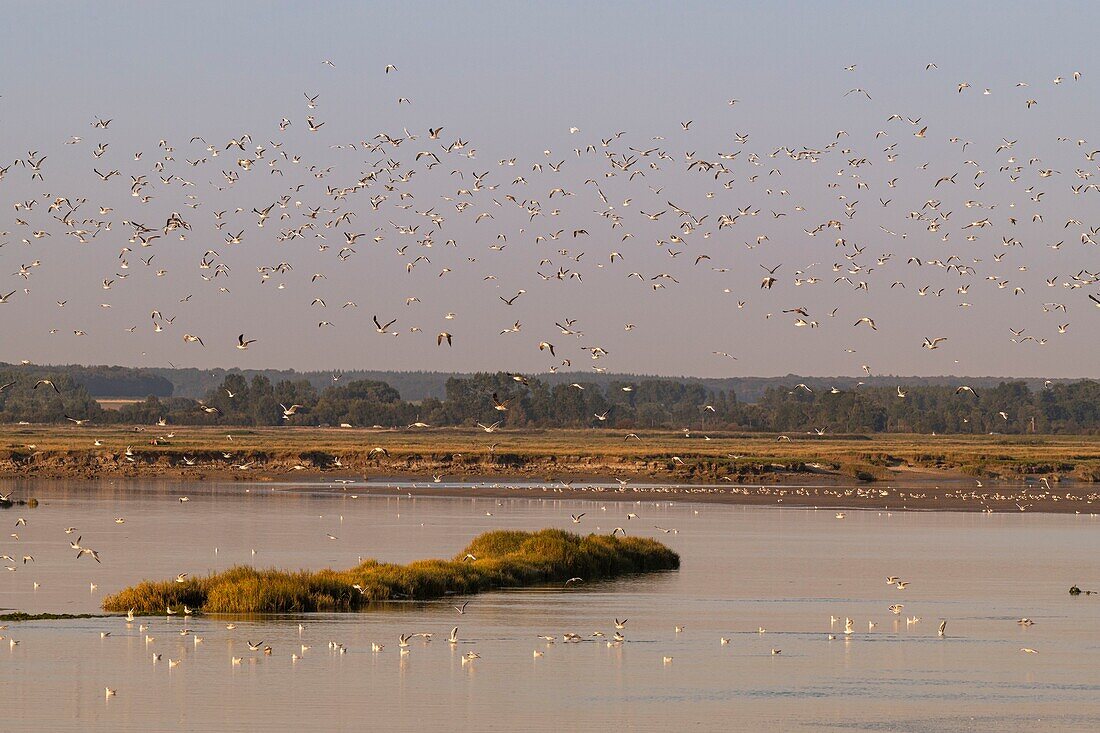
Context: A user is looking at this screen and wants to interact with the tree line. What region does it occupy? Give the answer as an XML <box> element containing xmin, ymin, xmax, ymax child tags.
<box><xmin>4</xmin><ymin>361</ymin><xmax>1077</xmax><ymax>407</ymax></box>
<box><xmin>0</xmin><ymin>368</ymin><xmax>1098</xmax><ymax>434</ymax></box>
<box><xmin>0</xmin><ymin>362</ymin><xmax>173</xmax><ymax>397</ymax></box>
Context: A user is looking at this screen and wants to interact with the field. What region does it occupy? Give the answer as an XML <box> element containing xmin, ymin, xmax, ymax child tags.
<box><xmin>94</xmin><ymin>398</ymin><xmax>144</xmax><ymax>411</ymax></box>
<box><xmin>0</xmin><ymin>425</ymin><xmax>1098</xmax><ymax>482</ymax></box>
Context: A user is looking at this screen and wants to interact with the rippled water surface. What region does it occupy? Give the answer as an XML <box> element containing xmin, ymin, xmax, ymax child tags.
<box><xmin>1</xmin><ymin>479</ymin><xmax>1098</xmax><ymax>732</ymax></box>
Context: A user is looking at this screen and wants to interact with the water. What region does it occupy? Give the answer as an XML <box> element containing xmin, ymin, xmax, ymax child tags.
<box><xmin>1</xmin><ymin>479</ymin><xmax>1098</xmax><ymax>732</ymax></box>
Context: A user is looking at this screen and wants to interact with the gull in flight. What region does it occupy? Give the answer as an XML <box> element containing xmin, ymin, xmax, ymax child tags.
<box><xmin>373</xmin><ymin>315</ymin><xmax>397</xmax><ymax>334</ymax></box>
<box><xmin>853</xmin><ymin>317</ymin><xmax>877</xmax><ymax>330</ymax></box>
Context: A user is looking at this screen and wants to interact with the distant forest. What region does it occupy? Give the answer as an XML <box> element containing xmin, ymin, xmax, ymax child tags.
<box><xmin>144</xmin><ymin>367</ymin><xmax>1069</xmax><ymax>403</ymax></box>
<box><xmin>0</xmin><ymin>362</ymin><xmax>1097</xmax><ymax>434</ymax></box>
<box><xmin>0</xmin><ymin>361</ymin><xmax>1079</xmax><ymax>402</ymax></box>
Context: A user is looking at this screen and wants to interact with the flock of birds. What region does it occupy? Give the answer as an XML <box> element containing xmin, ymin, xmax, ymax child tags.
<box><xmin>0</xmin><ymin>59</ymin><xmax>1097</xmax><ymax>389</ymax></box>
<box><xmin>407</xmin><ymin>476</ymin><xmax>1100</xmax><ymax>513</ymax></box>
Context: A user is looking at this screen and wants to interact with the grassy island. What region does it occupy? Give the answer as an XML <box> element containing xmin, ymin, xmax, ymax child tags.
<box><xmin>101</xmin><ymin>529</ymin><xmax>680</xmax><ymax>614</ymax></box>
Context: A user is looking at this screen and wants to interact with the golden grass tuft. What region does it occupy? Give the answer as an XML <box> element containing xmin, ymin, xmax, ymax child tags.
<box><xmin>102</xmin><ymin>529</ymin><xmax>679</xmax><ymax>614</ymax></box>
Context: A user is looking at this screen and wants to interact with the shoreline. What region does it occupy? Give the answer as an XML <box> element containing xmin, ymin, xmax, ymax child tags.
<box><xmin>4</xmin><ymin>471</ymin><xmax>1097</xmax><ymax>515</ymax></box>
<box><xmin>289</xmin><ymin>479</ymin><xmax>1100</xmax><ymax>514</ymax></box>
<box><xmin>1</xmin><ymin>426</ymin><xmax>1098</xmax><ymax>514</ymax></box>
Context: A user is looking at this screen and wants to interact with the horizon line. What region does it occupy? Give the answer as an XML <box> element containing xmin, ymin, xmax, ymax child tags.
<box><xmin>1</xmin><ymin>360</ymin><xmax>1093</xmax><ymax>382</ymax></box>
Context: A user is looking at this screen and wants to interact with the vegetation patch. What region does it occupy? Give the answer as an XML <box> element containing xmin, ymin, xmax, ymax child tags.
<box><xmin>0</xmin><ymin>612</ymin><xmax>108</xmax><ymax>621</ymax></box>
<box><xmin>491</xmin><ymin>452</ymin><xmax>526</xmax><ymax>467</ymax></box>
<box><xmin>1074</xmin><ymin>464</ymin><xmax>1100</xmax><ymax>482</ymax></box>
<box><xmin>839</xmin><ymin>461</ymin><xmax>883</xmax><ymax>482</ymax></box>
<box><xmin>859</xmin><ymin>452</ymin><xmax>904</xmax><ymax>468</ymax></box>
<box><xmin>102</xmin><ymin>529</ymin><xmax>680</xmax><ymax>615</ymax></box>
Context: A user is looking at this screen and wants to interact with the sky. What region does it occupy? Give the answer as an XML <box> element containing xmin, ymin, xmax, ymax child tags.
<box><xmin>0</xmin><ymin>1</ymin><xmax>1098</xmax><ymax>378</ymax></box>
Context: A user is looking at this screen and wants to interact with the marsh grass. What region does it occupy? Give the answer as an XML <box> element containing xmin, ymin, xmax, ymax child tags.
<box><xmin>102</xmin><ymin>529</ymin><xmax>680</xmax><ymax>614</ymax></box>
<box><xmin>4</xmin><ymin>425</ymin><xmax>1099</xmax><ymax>462</ymax></box>
<box><xmin>2</xmin><ymin>426</ymin><xmax>1099</xmax><ymax>482</ymax></box>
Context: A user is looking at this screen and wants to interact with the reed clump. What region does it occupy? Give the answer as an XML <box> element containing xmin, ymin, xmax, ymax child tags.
<box><xmin>102</xmin><ymin>529</ymin><xmax>679</xmax><ymax>614</ymax></box>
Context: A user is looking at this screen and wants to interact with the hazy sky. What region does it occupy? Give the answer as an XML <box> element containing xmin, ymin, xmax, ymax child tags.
<box><xmin>1</xmin><ymin>1</ymin><xmax>1098</xmax><ymax>378</ymax></box>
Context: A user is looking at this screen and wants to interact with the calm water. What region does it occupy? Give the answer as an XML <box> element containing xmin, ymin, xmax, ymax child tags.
<box><xmin>1</xmin><ymin>479</ymin><xmax>1098</xmax><ymax>732</ymax></box>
